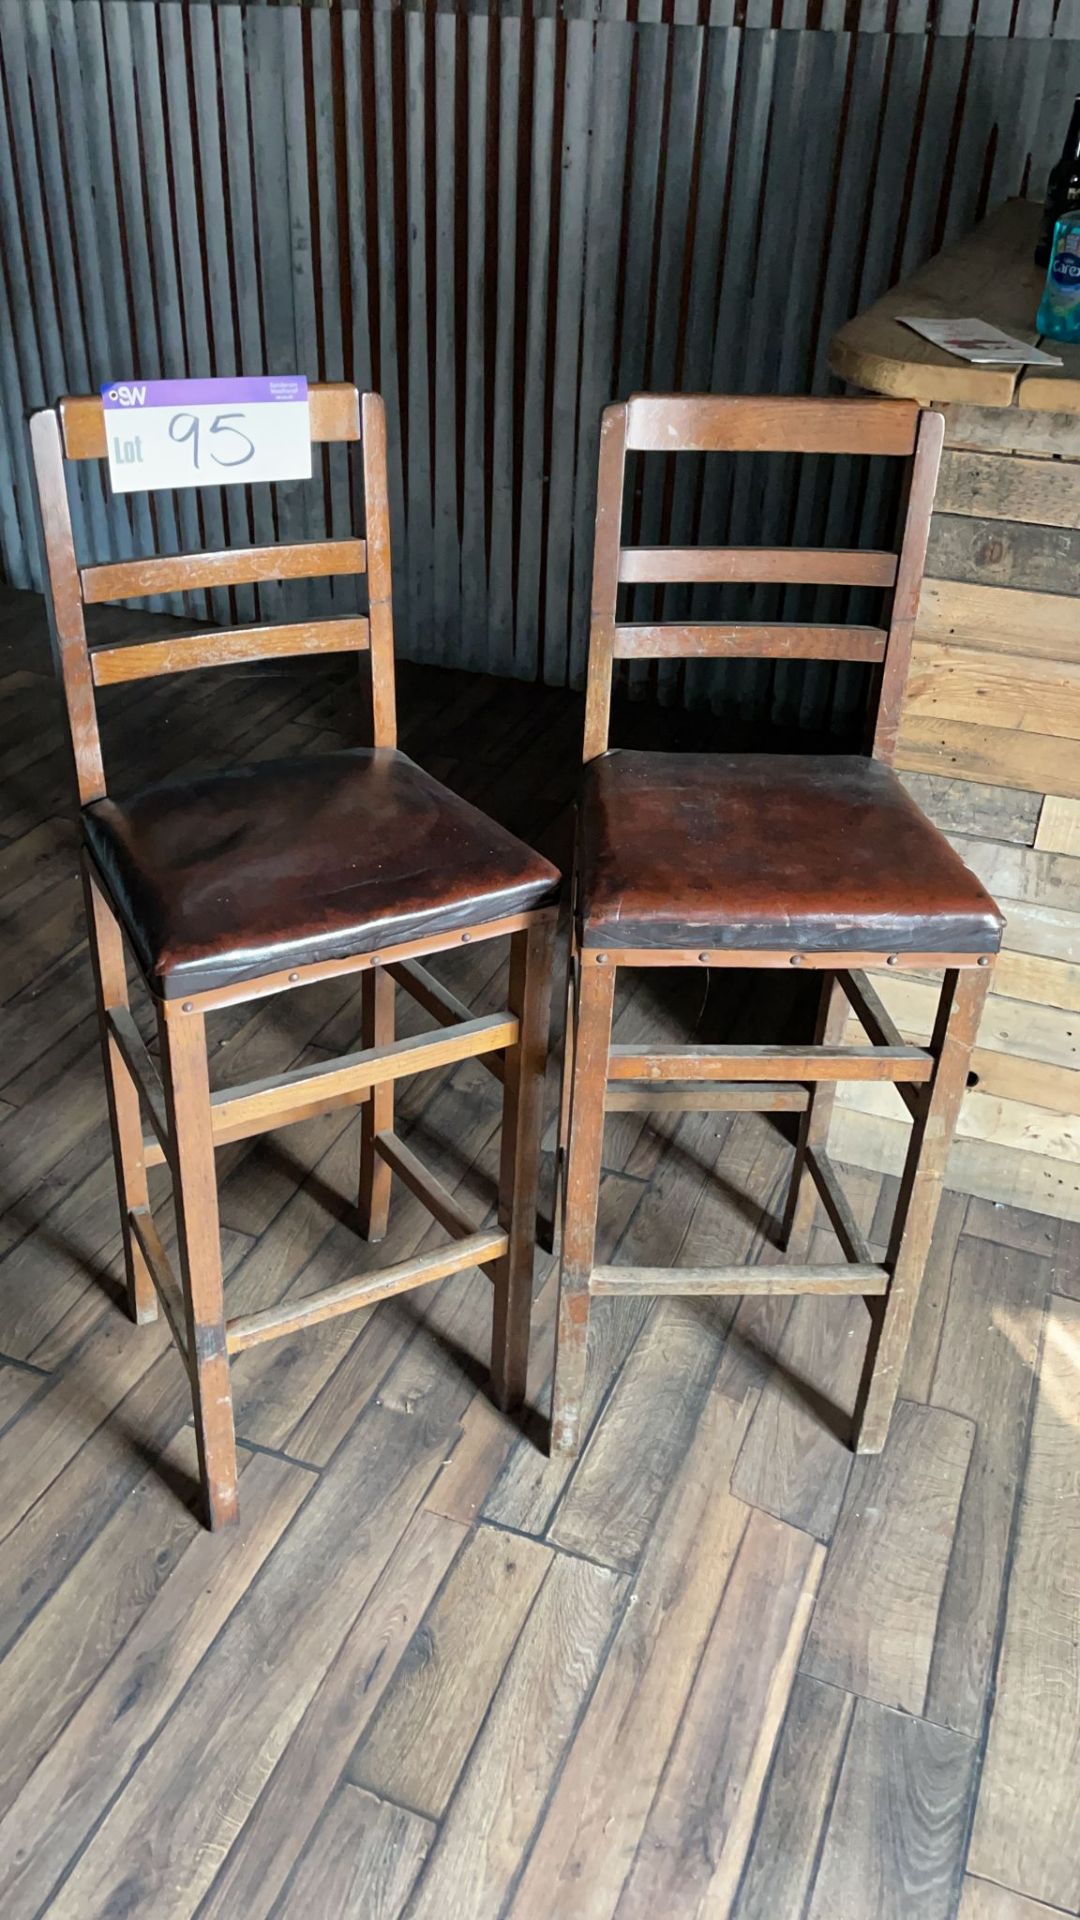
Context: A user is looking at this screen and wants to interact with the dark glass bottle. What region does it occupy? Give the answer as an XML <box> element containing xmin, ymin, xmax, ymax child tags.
<box><xmin>1036</xmin><ymin>95</ymin><xmax>1080</xmax><ymax>268</ymax></box>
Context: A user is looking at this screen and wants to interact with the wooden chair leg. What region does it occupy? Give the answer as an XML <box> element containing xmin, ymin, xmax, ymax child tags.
<box><xmin>780</xmin><ymin>972</ymin><xmax>847</xmax><ymax>1261</ymax></box>
<box><xmin>854</xmin><ymin>965</ymin><xmax>992</xmax><ymax>1453</ymax></box>
<box><xmin>556</xmin><ymin>950</ymin><xmax>577</xmax><ymax>1167</ymax></box>
<box><xmin>539</xmin><ymin>943</ymin><xmax>577</xmax><ymax>1258</ymax></box>
<box><xmin>550</xmin><ymin>959</ymin><xmax>615</xmax><ymax>1456</ymax></box>
<box><xmin>491</xmin><ymin>915</ymin><xmax>556</xmax><ymax>1410</ymax></box>
<box><xmin>158</xmin><ymin>1000</ymin><xmax>239</xmax><ymax>1530</ymax></box>
<box><xmin>82</xmin><ymin>863</ymin><xmax>156</xmax><ymax>1325</ymax></box>
<box><xmin>357</xmin><ymin>967</ymin><xmax>394</xmax><ymax>1241</ymax></box>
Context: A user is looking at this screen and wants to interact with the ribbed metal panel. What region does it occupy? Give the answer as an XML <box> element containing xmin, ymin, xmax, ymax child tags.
<box><xmin>1</xmin><ymin>0</ymin><xmax>1077</xmax><ymax>729</ymax></box>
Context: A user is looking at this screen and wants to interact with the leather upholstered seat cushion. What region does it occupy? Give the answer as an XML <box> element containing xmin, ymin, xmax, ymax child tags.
<box><xmin>577</xmin><ymin>751</ymin><xmax>1003</xmax><ymax>954</ymax></box>
<box><xmin>83</xmin><ymin>748</ymin><xmax>560</xmax><ymax>998</ymax></box>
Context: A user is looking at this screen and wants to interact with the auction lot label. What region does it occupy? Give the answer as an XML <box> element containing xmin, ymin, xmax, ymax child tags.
<box><xmin>101</xmin><ymin>377</ymin><xmax>312</xmax><ymax>492</ymax></box>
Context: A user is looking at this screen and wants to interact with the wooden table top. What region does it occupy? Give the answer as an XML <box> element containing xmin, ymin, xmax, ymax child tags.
<box><xmin>829</xmin><ymin>198</ymin><xmax>1080</xmax><ymax>414</ymax></box>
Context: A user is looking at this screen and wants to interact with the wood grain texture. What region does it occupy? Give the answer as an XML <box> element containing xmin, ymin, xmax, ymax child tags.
<box><xmin>905</xmin><ymin>641</ymin><xmax>1080</xmax><ymax>744</ymax></box>
<box><xmin>40</xmin><ymin>1396</ymin><xmax>465</xmax><ymax>1919</ymax></box>
<box><xmin>854</xmin><ymin>968</ymin><xmax>991</xmax><ymax>1455</ymax></box>
<box><xmin>935</xmin><ymin>449</ymin><xmax>1080</xmax><ymax>531</ymax></box>
<box><xmin>925</xmin><ymin>515</ymin><xmax>1080</xmax><ymax>599</ymax></box>
<box><xmin>0</xmin><ymin>1453</ymin><xmax>312</xmax><ymax>1920</ymax></box>
<box><xmin>197</xmin><ymin>1510</ymin><xmax>464</xmax><ymax>1920</ymax></box>
<box><xmin>589</xmin><ymin>1261</ymin><xmax>886</xmax><ymax>1297</ymax></box>
<box><xmin>732</xmin><ymin>1673</ymin><xmax>855</xmax><ymax>1920</ymax></box>
<box><xmin>973</xmin><ymin>1045</ymin><xmax>1080</xmax><ymax>1122</ymax></box>
<box><xmin>839</xmin><ymin>967</ymin><xmax>1079</xmax><ymax>1069</ymax></box>
<box><xmin>611</xmin><ymin>623</ymin><xmax>887</xmax><ymax>662</ymax></box>
<box><xmin>610</xmin><ymin>1509</ymin><xmax>824</xmax><ymax>1920</ymax></box>
<box><xmin>619</xmin><ymin>545</ymin><xmax>899</xmax><ymax>587</ymax></box>
<box><xmin>831</xmin><ymin>1108</ymin><xmax>1080</xmax><ymax>1225</ymax></box>
<box><xmin>550</xmin><ymin>960</ymin><xmax>615</xmax><ymax>1456</ymax></box>
<box><xmin>273</xmin><ymin>1785</ymin><xmax>433</xmax><ymax>1920</ymax></box>
<box><xmin>953</xmin><ymin>837</ymin><xmax>1080</xmax><ymax>915</ymax></box>
<box><xmin>876</xmin><ymin>406</ymin><xmax>945</xmax><ymax>766</ymax></box>
<box><xmin>898</xmin><ymin>770</ymin><xmax>1041</xmax><ymax>846</ymax></box>
<box><xmin>801</xmin><ymin>1399</ymin><xmax>974</xmax><ymax>1714</ymax></box>
<box><xmin>491</xmin><ymin>915</ymin><xmax>556</xmax><ymax>1411</ymax></box>
<box><xmin>607</xmin><ymin>1044</ymin><xmax>934</xmax><ymax>1084</ymax></box>
<box><xmin>942</xmin><ymin>405</ymin><xmax>1080</xmax><ymax>463</ymax></box>
<box><xmin>483</xmin><ymin>1172</ymin><xmax>648</xmax><ymax>1536</ymax></box>
<box><xmin>968</xmin><ymin>1293</ymin><xmax>1080</xmax><ymax>1911</ymax></box>
<box><xmin>897</xmin><ymin>1188</ymin><xmax>969</xmax><ymax>1405</ymax></box>
<box><xmin>157</xmin><ymin>1001</ymin><xmax>238</xmax><ymax>1529</ymax></box>
<box><xmin>916</xmin><ymin>577</ymin><xmax>1080</xmax><ymax>664</ymax></box>
<box><xmin>225</xmin><ymin>1228</ymin><xmax>508</xmax><ymax>1354</ymax></box>
<box><xmin>0</xmin><ymin>1428</ymin><xmax>251</xmax><ymax>1815</ymax></box>
<box><xmin>1019</xmin><ymin>348</ymin><xmax>1080</xmax><ymax>416</ymax></box>
<box><xmin>807</xmin><ymin>1698</ymin><xmax>976</xmax><ymax>1920</ymax></box>
<box><xmin>624</xmin><ymin>393</ymin><xmax>919</xmax><ymax>455</ymax></box>
<box><xmin>81</xmin><ymin>538</ymin><xmax>367</xmax><ymax>604</ymax></box>
<box><xmin>209</xmin><ymin>1014</ymin><xmax>519</xmax><ymax>1152</ymax></box>
<box><xmin>547</xmin><ymin>1295</ymin><xmax>727</xmax><ymax>1571</ymax></box>
<box><xmin>925</xmin><ymin>1236</ymin><xmax>1048</xmax><ymax>1738</ymax></box>
<box><xmin>731</xmin><ymin>1293</ymin><xmax>865</xmax><ymax>1540</ymax></box>
<box><xmin>994</xmin><ymin>949</ymin><xmax>1080</xmax><ymax>1016</ymax></box>
<box><xmin>349</xmin><ymin>1524</ymin><xmax>550</xmax><ymax>1818</ymax></box>
<box><xmin>0</xmin><ymin>1365</ymin><xmax>42</xmax><ymax>1436</ymax></box>
<box><xmin>90</xmin><ymin>616</ymin><xmax>370</xmax><ymax>686</ymax></box>
<box><xmin>508</xmin><ymin>1365</ymin><xmax>760</xmax><ymax>1918</ymax></box>
<box><xmin>1036</xmin><ymin>795</ymin><xmax>1080</xmax><ymax>857</ymax></box>
<box><xmin>897</xmin><ymin>717</ymin><xmax>1080</xmax><ymax>801</ymax></box>
<box><xmin>404</xmin><ymin>1552</ymin><xmax>626</xmax><ymax>1920</ymax></box>
<box><xmin>839</xmin><ymin>1076</ymin><xmax>1080</xmax><ymax>1163</ymax></box>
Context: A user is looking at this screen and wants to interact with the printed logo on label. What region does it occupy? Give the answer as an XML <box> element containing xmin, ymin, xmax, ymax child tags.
<box><xmin>105</xmin><ymin>385</ymin><xmax>148</xmax><ymax>407</ymax></box>
<box><xmin>1052</xmin><ymin>251</ymin><xmax>1080</xmax><ymax>286</ymax></box>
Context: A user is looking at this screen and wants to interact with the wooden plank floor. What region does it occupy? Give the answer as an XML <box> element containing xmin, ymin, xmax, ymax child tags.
<box><xmin>0</xmin><ymin>582</ymin><xmax>1076</xmax><ymax>1919</ymax></box>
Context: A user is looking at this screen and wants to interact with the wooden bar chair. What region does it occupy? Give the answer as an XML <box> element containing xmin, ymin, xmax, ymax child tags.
<box><xmin>551</xmin><ymin>394</ymin><xmax>1002</xmax><ymax>1459</ymax></box>
<box><xmin>30</xmin><ymin>384</ymin><xmax>558</xmax><ymax>1529</ymax></box>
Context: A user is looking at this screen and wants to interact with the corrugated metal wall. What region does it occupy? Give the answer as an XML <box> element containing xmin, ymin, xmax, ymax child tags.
<box><xmin>1</xmin><ymin>0</ymin><xmax>1078</xmax><ymax>730</ymax></box>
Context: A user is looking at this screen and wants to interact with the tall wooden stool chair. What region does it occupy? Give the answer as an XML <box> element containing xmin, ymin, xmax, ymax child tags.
<box><xmin>552</xmin><ymin>394</ymin><xmax>1002</xmax><ymax>1459</ymax></box>
<box><xmin>31</xmin><ymin>384</ymin><xmax>558</xmax><ymax>1529</ymax></box>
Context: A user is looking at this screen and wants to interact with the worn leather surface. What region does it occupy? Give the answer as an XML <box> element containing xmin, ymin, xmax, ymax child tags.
<box><xmin>84</xmin><ymin>748</ymin><xmax>560</xmax><ymax>997</ymax></box>
<box><xmin>577</xmin><ymin>750</ymin><xmax>1003</xmax><ymax>952</ymax></box>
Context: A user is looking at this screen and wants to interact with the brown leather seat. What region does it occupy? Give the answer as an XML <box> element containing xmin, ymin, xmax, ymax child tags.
<box><xmin>84</xmin><ymin>747</ymin><xmax>560</xmax><ymax>998</ymax></box>
<box><xmin>577</xmin><ymin>751</ymin><xmax>1002</xmax><ymax>954</ymax></box>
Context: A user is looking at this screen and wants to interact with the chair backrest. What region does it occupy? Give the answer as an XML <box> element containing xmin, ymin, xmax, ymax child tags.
<box><xmin>29</xmin><ymin>383</ymin><xmax>396</xmax><ymax>806</ymax></box>
<box><xmin>582</xmin><ymin>392</ymin><xmax>943</xmax><ymax>764</ymax></box>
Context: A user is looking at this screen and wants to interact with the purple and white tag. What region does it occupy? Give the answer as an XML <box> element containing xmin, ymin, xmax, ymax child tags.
<box><xmin>101</xmin><ymin>376</ymin><xmax>312</xmax><ymax>493</ymax></box>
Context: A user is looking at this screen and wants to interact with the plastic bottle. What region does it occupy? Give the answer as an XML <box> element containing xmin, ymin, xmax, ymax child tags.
<box><xmin>1037</xmin><ymin>210</ymin><xmax>1080</xmax><ymax>344</ymax></box>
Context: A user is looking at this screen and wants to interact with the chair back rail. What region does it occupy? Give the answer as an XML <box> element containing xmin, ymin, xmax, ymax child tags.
<box><xmin>80</xmin><ymin>539</ymin><xmax>367</xmax><ymax>605</ymax></box>
<box><xmin>582</xmin><ymin>392</ymin><xmax>943</xmax><ymax>763</ymax></box>
<box><xmin>29</xmin><ymin>383</ymin><xmax>395</xmax><ymax>808</ymax></box>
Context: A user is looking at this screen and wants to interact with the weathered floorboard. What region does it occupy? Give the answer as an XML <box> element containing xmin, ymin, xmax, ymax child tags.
<box><xmin>800</xmin><ymin>1399</ymin><xmax>975</xmax><ymax>1714</ymax></box>
<box><xmin>968</xmin><ymin>1294</ymin><xmax>1080</xmax><ymax>1912</ymax></box>
<box><xmin>806</xmin><ymin>1697</ymin><xmax>976</xmax><ymax>1920</ymax></box>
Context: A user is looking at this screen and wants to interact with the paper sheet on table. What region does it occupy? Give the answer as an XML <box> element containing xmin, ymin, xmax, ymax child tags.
<box><xmin>897</xmin><ymin>316</ymin><xmax>1063</xmax><ymax>366</ymax></box>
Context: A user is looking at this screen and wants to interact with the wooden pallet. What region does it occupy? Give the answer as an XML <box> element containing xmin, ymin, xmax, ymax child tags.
<box><xmin>830</xmin><ymin>202</ymin><xmax>1080</xmax><ymax>1223</ymax></box>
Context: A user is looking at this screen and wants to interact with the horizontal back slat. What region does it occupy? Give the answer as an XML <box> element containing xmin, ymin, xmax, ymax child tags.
<box><xmin>611</xmin><ymin>624</ymin><xmax>888</xmax><ymax>663</ymax></box>
<box><xmin>624</xmin><ymin>394</ymin><xmax>920</xmax><ymax>457</ymax></box>
<box><xmin>60</xmin><ymin>382</ymin><xmax>362</xmax><ymax>461</ymax></box>
<box><xmin>90</xmin><ymin>616</ymin><xmax>370</xmax><ymax>687</ymax></box>
<box><xmin>81</xmin><ymin>538</ymin><xmax>367</xmax><ymax>604</ymax></box>
<box><xmin>618</xmin><ymin>547</ymin><xmax>899</xmax><ymax>588</ymax></box>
